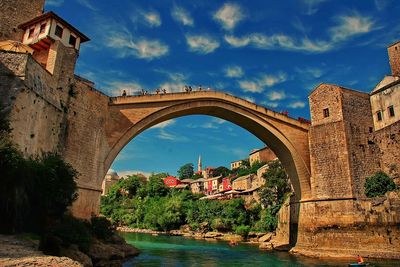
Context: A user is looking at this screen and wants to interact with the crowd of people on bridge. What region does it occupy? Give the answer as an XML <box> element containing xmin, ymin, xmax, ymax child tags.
<box><xmin>120</xmin><ymin>85</ymin><xmax>213</xmax><ymax>97</ymax></box>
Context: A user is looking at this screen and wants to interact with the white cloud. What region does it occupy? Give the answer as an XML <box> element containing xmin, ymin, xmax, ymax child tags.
<box><xmin>262</xmin><ymin>101</ymin><xmax>279</xmax><ymax>108</ymax></box>
<box><xmin>107</xmin><ymin>30</ymin><xmax>169</xmax><ymax>60</ymax></box>
<box><xmin>46</xmin><ymin>0</ymin><xmax>64</xmax><ymax>6</ymax></box>
<box><xmin>330</xmin><ymin>13</ymin><xmax>377</xmax><ymax>42</ymax></box>
<box><xmin>302</xmin><ymin>0</ymin><xmax>328</xmax><ymax>15</ymax></box>
<box><xmin>238</xmin><ymin>80</ymin><xmax>260</xmax><ymax>93</ymax></box>
<box><xmin>158</xmin><ymin>129</ymin><xmax>188</xmax><ymax>142</ymax></box>
<box><xmin>260</xmin><ymin>73</ymin><xmax>287</xmax><ymax>87</ymax></box>
<box><xmin>267</xmin><ymin>90</ymin><xmax>286</xmax><ymax>101</ymax></box>
<box><xmin>142</xmin><ymin>11</ymin><xmax>161</xmax><ymax>27</ymax></box>
<box><xmin>224</xmin><ymin>35</ymin><xmax>251</xmax><ymax>47</ymax></box>
<box><xmin>212</xmin><ymin>118</ymin><xmax>227</xmax><ymax>124</ymax></box>
<box><xmin>186</xmin><ymin>35</ymin><xmax>220</xmax><ymax>54</ymax></box>
<box><xmin>106</xmin><ymin>81</ymin><xmax>142</xmax><ymax>96</ymax></box>
<box><xmin>213</xmin><ymin>3</ymin><xmax>245</xmax><ymax>30</ymax></box>
<box><xmin>172</xmin><ymin>6</ymin><xmax>194</xmax><ymax>26</ymax></box>
<box><xmin>288</xmin><ymin>101</ymin><xmax>306</xmax><ymax>109</ymax></box>
<box><xmin>151</xmin><ymin>120</ymin><xmax>176</xmax><ymax>129</ymax></box>
<box><xmin>296</xmin><ymin>67</ymin><xmax>324</xmax><ymax>78</ymax></box>
<box><xmin>238</xmin><ymin>73</ymin><xmax>287</xmax><ymax>93</ymax></box>
<box><xmin>225</xmin><ymin>33</ymin><xmax>333</xmax><ymax>53</ymax></box>
<box><xmin>225</xmin><ymin>65</ymin><xmax>243</xmax><ymax>78</ymax></box>
<box><xmin>243</xmin><ymin>96</ymin><xmax>255</xmax><ymax>103</ymax></box>
<box><xmin>374</xmin><ymin>0</ymin><xmax>391</xmax><ymax>11</ymax></box>
<box><xmin>117</xmin><ymin>170</ymin><xmax>152</xmax><ymax>179</ymax></box>
<box><xmin>77</xmin><ymin>0</ymin><xmax>98</xmax><ymax>11</ymax></box>
<box><xmin>224</xmin><ymin>12</ymin><xmax>376</xmax><ymax>54</ymax></box>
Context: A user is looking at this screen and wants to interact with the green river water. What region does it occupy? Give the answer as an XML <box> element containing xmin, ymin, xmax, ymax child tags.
<box><xmin>120</xmin><ymin>232</ymin><xmax>399</xmax><ymax>267</ymax></box>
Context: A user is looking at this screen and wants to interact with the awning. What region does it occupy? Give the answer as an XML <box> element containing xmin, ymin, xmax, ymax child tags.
<box><xmin>0</xmin><ymin>40</ymin><xmax>34</xmax><ymax>54</ymax></box>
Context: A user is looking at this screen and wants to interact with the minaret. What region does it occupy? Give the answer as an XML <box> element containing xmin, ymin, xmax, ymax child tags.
<box><xmin>198</xmin><ymin>155</ymin><xmax>202</xmax><ymax>172</ymax></box>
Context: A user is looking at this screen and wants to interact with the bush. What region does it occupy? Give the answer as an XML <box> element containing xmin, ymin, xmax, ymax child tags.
<box><xmin>365</xmin><ymin>171</ymin><xmax>396</xmax><ymax>197</ymax></box>
<box><xmin>235</xmin><ymin>225</ymin><xmax>250</xmax><ymax>238</ymax></box>
<box><xmin>50</xmin><ymin>215</ymin><xmax>92</xmax><ymax>252</ymax></box>
<box><xmin>90</xmin><ymin>216</ymin><xmax>115</xmax><ymax>240</ymax></box>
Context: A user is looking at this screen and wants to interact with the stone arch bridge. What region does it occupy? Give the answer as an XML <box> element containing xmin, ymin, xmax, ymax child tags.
<box><xmin>65</xmin><ymin>90</ymin><xmax>311</xmax><ymax>218</ymax></box>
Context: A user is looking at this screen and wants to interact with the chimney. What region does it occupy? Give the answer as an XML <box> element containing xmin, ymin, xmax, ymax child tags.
<box><xmin>388</xmin><ymin>41</ymin><xmax>400</xmax><ymax>77</ymax></box>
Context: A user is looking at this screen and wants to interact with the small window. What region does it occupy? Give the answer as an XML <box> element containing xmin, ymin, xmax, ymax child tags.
<box><xmin>28</xmin><ymin>28</ymin><xmax>35</xmax><ymax>38</ymax></box>
<box><xmin>55</xmin><ymin>25</ymin><xmax>63</xmax><ymax>38</ymax></box>
<box><xmin>388</xmin><ymin>105</ymin><xmax>395</xmax><ymax>117</ymax></box>
<box><xmin>69</xmin><ymin>35</ymin><xmax>77</xmax><ymax>47</ymax></box>
<box><xmin>377</xmin><ymin>111</ymin><xmax>382</xmax><ymax>121</ymax></box>
<box><xmin>39</xmin><ymin>23</ymin><xmax>46</xmax><ymax>34</ymax></box>
<box><xmin>323</xmin><ymin>108</ymin><xmax>330</xmax><ymax>118</ymax></box>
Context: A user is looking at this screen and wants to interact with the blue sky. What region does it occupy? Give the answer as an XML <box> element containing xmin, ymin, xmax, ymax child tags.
<box><xmin>46</xmin><ymin>0</ymin><xmax>400</xmax><ymax>177</ymax></box>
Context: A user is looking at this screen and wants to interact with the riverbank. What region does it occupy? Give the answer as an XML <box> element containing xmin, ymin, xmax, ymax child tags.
<box><xmin>0</xmin><ymin>233</ymin><xmax>140</xmax><ymax>267</ymax></box>
<box><xmin>117</xmin><ymin>226</ymin><xmax>279</xmax><ymax>249</ymax></box>
<box><xmin>0</xmin><ymin>234</ymin><xmax>81</xmax><ymax>266</ymax></box>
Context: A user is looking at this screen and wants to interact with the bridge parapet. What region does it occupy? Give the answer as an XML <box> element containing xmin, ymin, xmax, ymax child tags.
<box><xmin>109</xmin><ymin>91</ymin><xmax>310</xmax><ymax>131</ymax></box>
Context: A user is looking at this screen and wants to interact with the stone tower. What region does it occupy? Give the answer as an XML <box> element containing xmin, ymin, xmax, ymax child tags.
<box><xmin>0</xmin><ymin>0</ymin><xmax>45</xmax><ymax>41</ymax></box>
<box><xmin>388</xmin><ymin>41</ymin><xmax>400</xmax><ymax>77</ymax></box>
<box><xmin>198</xmin><ymin>155</ymin><xmax>202</xmax><ymax>172</ymax></box>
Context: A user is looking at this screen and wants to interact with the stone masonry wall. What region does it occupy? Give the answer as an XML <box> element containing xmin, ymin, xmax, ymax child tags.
<box><xmin>341</xmin><ymin>89</ymin><xmax>379</xmax><ymax>197</ymax></box>
<box><xmin>0</xmin><ymin>0</ymin><xmax>45</xmax><ymax>42</ymax></box>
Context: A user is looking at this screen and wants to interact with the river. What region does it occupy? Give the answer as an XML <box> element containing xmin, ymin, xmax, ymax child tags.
<box><xmin>120</xmin><ymin>232</ymin><xmax>399</xmax><ymax>266</ymax></box>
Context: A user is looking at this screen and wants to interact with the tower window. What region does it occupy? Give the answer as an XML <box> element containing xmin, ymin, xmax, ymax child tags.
<box><xmin>388</xmin><ymin>105</ymin><xmax>395</xmax><ymax>117</ymax></box>
<box><xmin>55</xmin><ymin>25</ymin><xmax>63</xmax><ymax>38</ymax></box>
<box><xmin>323</xmin><ymin>108</ymin><xmax>330</xmax><ymax>118</ymax></box>
<box><xmin>377</xmin><ymin>110</ymin><xmax>382</xmax><ymax>121</ymax></box>
<box><xmin>39</xmin><ymin>23</ymin><xmax>46</xmax><ymax>34</ymax></box>
<box><xmin>69</xmin><ymin>35</ymin><xmax>77</xmax><ymax>47</ymax></box>
<box><xmin>28</xmin><ymin>28</ymin><xmax>35</xmax><ymax>38</ymax></box>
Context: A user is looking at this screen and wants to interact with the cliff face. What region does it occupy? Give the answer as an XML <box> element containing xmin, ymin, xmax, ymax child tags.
<box><xmin>292</xmin><ymin>192</ymin><xmax>400</xmax><ymax>259</ymax></box>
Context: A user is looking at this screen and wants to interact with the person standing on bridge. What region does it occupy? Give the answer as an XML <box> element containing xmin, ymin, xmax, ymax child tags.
<box><xmin>122</xmin><ymin>90</ymin><xmax>127</xmax><ymax>96</ymax></box>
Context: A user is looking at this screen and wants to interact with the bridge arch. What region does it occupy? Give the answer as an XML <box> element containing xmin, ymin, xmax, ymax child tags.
<box><xmin>103</xmin><ymin>92</ymin><xmax>311</xmax><ymax>201</ymax></box>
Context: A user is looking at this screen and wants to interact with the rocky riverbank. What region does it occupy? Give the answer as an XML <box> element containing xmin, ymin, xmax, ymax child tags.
<box><xmin>0</xmin><ymin>234</ymin><xmax>140</xmax><ymax>267</ymax></box>
<box><xmin>116</xmin><ymin>226</ymin><xmax>284</xmax><ymax>250</ymax></box>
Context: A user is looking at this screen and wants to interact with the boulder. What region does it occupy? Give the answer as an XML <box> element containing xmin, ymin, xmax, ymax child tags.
<box><xmin>259</xmin><ymin>242</ymin><xmax>274</xmax><ymax>250</ymax></box>
<box><xmin>204</xmin><ymin>232</ymin><xmax>222</xmax><ymax>238</ymax></box>
<box><xmin>60</xmin><ymin>245</ymin><xmax>92</xmax><ymax>267</ymax></box>
<box><xmin>87</xmin><ymin>239</ymin><xmax>124</xmax><ymax>263</ymax></box>
<box><xmin>259</xmin><ymin>233</ymin><xmax>274</xmax><ymax>243</ymax></box>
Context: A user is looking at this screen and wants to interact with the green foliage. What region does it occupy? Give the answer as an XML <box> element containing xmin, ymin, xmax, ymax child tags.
<box><xmin>213</xmin><ymin>166</ymin><xmax>231</xmax><ymax>177</ymax></box>
<box><xmin>0</xmin><ymin>140</ymin><xmax>78</xmax><ymax>234</ymax></box>
<box><xmin>365</xmin><ymin>171</ymin><xmax>396</xmax><ymax>198</ymax></box>
<box><xmin>253</xmin><ymin>208</ymin><xmax>278</xmax><ymax>232</ymax></box>
<box><xmin>90</xmin><ymin>216</ymin><xmax>115</xmax><ymax>240</ymax></box>
<box><xmin>49</xmin><ymin>215</ymin><xmax>92</xmax><ymax>252</ymax></box>
<box><xmin>235</xmin><ymin>225</ymin><xmax>251</xmax><ymax>238</ymax></box>
<box><xmin>192</xmin><ymin>173</ymin><xmax>203</xmax><ymax>179</ymax></box>
<box><xmin>177</xmin><ymin>163</ymin><xmax>194</xmax><ymax>179</ymax></box>
<box><xmin>146</xmin><ymin>174</ymin><xmax>168</xmax><ymax>197</ymax></box>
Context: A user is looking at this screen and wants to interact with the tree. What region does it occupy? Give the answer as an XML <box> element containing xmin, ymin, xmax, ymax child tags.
<box><xmin>365</xmin><ymin>171</ymin><xmax>396</xmax><ymax>197</ymax></box>
<box><xmin>177</xmin><ymin>163</ymin><xmax>194</xmax><ymax>179</ymax></box>
<box><xmin>146</xmin><ymin>174</ymin><xmax>168</xmax><ymax>197</ymax></box>
<box><xmin>213</xmin><ymin>166</ymin><xmax>230</xmax><ymax>177</ymax></box>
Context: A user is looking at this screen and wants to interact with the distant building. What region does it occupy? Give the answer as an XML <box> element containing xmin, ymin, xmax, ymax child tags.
<box><xmin>220</xmin><ymin>177</ymin><xmax>232</xmax><ymax>192</ymax></box>
<box><xmin>205</xmin><ymin>175</ymin><xmax>222</xmax><ymax>195</ymax></box>
<box><xmin>249</xmin><ymin>146</ymin><xmax>276</xmax><ymax>166</ymax></box>
<box><xmin>163</xmin><ymin>176</ymin><xmax>181</xmax><ymax>187</ymax></box>
<box><xmin>370</xmin><ymin>42</ymin><xmax>400</xmax><ymax>131</ymax></box>
<box><xmin>102</xmin><ymin>170</ymin><xmax>120</xmax><ymax>195</ymax></box>
<box><xmin>230</xmin><ymin>159</ymin><xmax>244</xmax><ymax>170</ymax></box>
<box><xmin>232</xmin><ymin>174</ymin><xmax>255</xmax><ymax>191</ymax></box>
<box><xmin>202</xmin><ymin>166</ymin><xmax>214</xmax><ymax>179</ymax></box>
<box><xmin>190</xmin><ymin>178</ymin><xmax>205</xmax><ymax>194</ymax></box>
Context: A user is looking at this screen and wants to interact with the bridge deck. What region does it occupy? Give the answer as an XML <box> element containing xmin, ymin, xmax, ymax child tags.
<box><xmin>109</xmin><ymin>91</ymin><xmax>310</xmax><ymax>131</ymax></box>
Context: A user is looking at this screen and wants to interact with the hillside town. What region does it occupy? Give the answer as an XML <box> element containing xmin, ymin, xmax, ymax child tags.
<box><xmin>102</xmin><ymin>146</ymin><xmax>278</xmax><ymax>203</ymax></box>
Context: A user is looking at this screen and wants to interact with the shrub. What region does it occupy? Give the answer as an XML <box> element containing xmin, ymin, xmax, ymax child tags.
<box><xmin>90</xmin><ymin>216</ymin><xmax>115</xmax><ymax>240</ymax></box>
<box><xmin>235</xmin><ymin>225</ymin><xmax>250</xmax><ymax>238</ymax></box>
<box><xmin>365</xmin><ymin>171</ymin><xmax>396</xmax><ymax>198</ymax></box>
<box><xmin>50</xmin><ymin>215</ymin><xmax>92</xmax><ymax>252</ymax></box>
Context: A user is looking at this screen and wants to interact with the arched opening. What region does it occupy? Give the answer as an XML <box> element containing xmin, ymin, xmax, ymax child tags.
<box><xmin>103</xmin><ymin>99</ymin><xmax>310</xmax><ymax>202</ymax></box>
